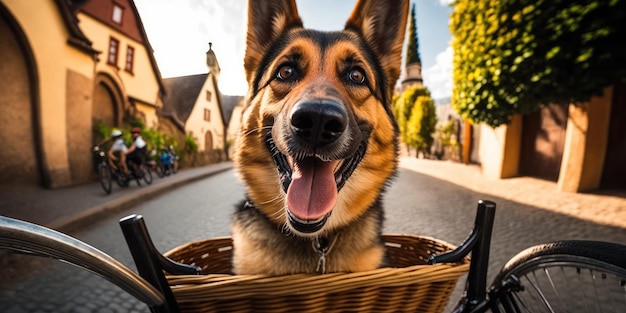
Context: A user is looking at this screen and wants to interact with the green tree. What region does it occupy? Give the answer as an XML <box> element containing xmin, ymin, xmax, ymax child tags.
<box><xmin>406</xmin><ymin>3</ymin><xmax>422</xmax><ymax>65</ymax></box>
<box><xmin>451</xmin><ymin>0</ymin><xmax>626</xmax><ymax>127</ymax></box>
<box><xmin>393</xmin><ymin>86</ymin><xmax>430</xmax><ymax>146</ymax></box>
<box><xmin>405</xmin><ymin>96</ymin><xmax>437</xmax><ymax>157</ymax></box>
<box><xmin>392</xmin><ymin>86</ymin><xmax>436</xmax><ymax>156</ymax></box>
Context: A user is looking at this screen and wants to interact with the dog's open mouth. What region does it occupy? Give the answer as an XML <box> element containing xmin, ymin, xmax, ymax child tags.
<box><xmin>267</xmin><ymin>134</ymin><xmax>366</xmax><ymax>233</ymax></box>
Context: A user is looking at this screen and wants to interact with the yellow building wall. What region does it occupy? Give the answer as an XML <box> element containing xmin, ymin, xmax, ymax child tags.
<box><xmin>478</xmin><ymin>115</ymin><xmax>522</xmax><ymax>179</ymax></box>
<box><xmin>4</xmin><ymin>0</ymin><xmax>95</xmax><ymax>187</ymax></box>
<box><xmin>135</xmin><ymin>102</ymin><xmax>159</xmax><ymax>129</ymax></box>
<box><xmin>558</xmin><ymin>87</ymin><xmax>613</xmax><ymax>192</ymax></box>
<box><xmin>185</xmin><ymin>74</ymin><xmax>225</xmax><ymax>152</ymax></box>
<box><xmin>227</xmin><ymin>103</ymin><xmax>244</xmax><ymax>142</ymax></box>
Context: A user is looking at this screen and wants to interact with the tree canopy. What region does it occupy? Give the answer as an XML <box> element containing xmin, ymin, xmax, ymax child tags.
<box><xmin>450</xmin><ymin>0</ymin><xmax>626</xmax><ymax>127</ymax></box>
<box><xmin>393</xmin><ymin>86</ymin><xmax>437</xmax><ymax>155</ymax></box>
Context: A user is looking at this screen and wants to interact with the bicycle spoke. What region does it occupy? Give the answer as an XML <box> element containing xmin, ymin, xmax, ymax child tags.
<box><xmin>529</xmin><ymin>271</ymin><xmax>556</xmax><ymax>313</ymax></box>
<box><xmin>544</xmin><ymin>266</ymin><xmax>565</xmax><ymax>312</ymax></box>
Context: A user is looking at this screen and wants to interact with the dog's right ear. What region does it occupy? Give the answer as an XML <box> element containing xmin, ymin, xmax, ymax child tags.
<box><xmin>244</xmin><ymin>0</ymin><xmax>302</xmax><ymax>85</ymax></box>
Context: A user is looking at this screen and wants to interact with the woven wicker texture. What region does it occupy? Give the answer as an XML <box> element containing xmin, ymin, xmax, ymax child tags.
<box><xmin>165</xmin><ymin>234</ymin><xmax>469</xmax><ymax>313</ymax></box>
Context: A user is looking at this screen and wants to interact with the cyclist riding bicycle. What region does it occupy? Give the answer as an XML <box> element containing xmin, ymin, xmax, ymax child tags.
<box><xmin>107</xmin><ymin>129</ymin><xmax>129</xmax><ymax>174</ymax></box>
<box><xmin>125</xmin><ymin>127</ymin><xmax>147</xmax><ymax>174</ymax></box>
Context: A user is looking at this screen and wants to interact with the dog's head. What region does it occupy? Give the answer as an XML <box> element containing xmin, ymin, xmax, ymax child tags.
<box><xmin>234</xmin><ymin>0</ymin><xmax>408</xmax><ymax>237</ymax></box>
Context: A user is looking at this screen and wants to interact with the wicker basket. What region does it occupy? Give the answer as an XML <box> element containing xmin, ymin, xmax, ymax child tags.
<box><xmin>164</xmin><ymin>234</ymin><xmax>469</xmax><ymax>313</ymax></box>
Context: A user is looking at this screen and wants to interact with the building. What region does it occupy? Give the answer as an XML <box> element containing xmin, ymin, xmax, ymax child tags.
<box><xmin>400</xmin><ymin>3</ymin><xmax>423</xmax><ymax>92</ymax></box>
<box><xmin>77</xmin><ymin>0</ymin><xmax>165</xmax><ymax>129</ymax></box>
<box><xmin>161</xmin><ymin>44</ymin><xmax>227</xmax><ymax>165</ymax></box>
<box><xmin>0</xmin><ymin>0</ymin><xmax>164</xmax><ymax>188</ymax></box>
<box><xmin>469</xmin><ymin>85</ymin><xmax>626</xmax><ymax>192</ymax></box>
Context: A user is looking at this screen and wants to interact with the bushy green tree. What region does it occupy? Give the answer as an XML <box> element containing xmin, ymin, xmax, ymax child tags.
<box><xmin>393</xmin><ymin>86</ymin><xmax>437</xmax><ymax>156</ymax></box>
<box><xmin>405</xmin><ymin>96</ymin><xmax>437</xmax><ymax>156</ymax></box>
<box><xmin>393</xmin><ymin>86</ymin><xmax>430</xmax><ymax>144</ymax></box>
<box><xmin>451</xmin><ymin>0</ymin><xmax>626</xmax><ymax>127</ymax></box>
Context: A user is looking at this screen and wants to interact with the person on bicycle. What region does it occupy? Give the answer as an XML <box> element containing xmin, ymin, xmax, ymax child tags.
<box><xmin>107</xmin><ymin>129</ymin><xmax>129</xmax><ymax>174</ymax></box>
<box><xmin>124</xmin><ymin>127</ymin><xmax>147</xmax><ymax>173</ymax></box>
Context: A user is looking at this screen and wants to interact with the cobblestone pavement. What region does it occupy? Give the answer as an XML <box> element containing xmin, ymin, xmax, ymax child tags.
<box><xmin>399</xmin><ymin>157</ymin><xmax>626</xmax><ymax>229</ymax></box>
<box><xmin>1</xmin><ymin>158</ymin><xmax>624</xmax><ymax>312</ymax></box>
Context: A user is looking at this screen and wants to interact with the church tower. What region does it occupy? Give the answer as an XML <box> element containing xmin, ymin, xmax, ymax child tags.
<box><xmin>401</xmin><ymin>4</ymin><xmax>423</xmax><ymax>91</ymax></box>
<box><xmin>206</xmin><ymin>42</ymin><xmax>220</xmax><ymax>80</ymax></box>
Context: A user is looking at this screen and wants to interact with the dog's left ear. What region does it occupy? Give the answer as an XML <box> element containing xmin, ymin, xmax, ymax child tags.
<box><xmin>345</xmin><ymin>0</ymin><xmax>409</xmax><ymax>93</ymax></box>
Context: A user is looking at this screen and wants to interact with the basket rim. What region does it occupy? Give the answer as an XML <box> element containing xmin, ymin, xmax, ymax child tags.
<box><xmin>164</xmin><ymin>233</ymin><xmax>469</xmax><ymax>300</ymax></box>
<box><xmin>165</xmin><ymin>233</ymin><xmax>462</xmax><ymax>258</ymax></box>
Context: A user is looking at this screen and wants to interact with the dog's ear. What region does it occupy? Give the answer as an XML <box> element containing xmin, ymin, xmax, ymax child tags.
<box><xmin>244</xmin><ymin>0</ymin><xmax>303</xmax><ymax>84</ymax></box>
<box><xmin>345</xmin><ymin>0</ymin><xmax>409</xmax><ymax>92</ymax></box>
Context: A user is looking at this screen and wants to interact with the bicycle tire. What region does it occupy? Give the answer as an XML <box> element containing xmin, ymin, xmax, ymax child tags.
<box><xmin>172</xmin><ymin>159</ymin><xmax>178</xmax><ymax>174</ymax></box>
<box><xmin>97</xmin><ymin>163</ymin><xmax>112</xmax><ymax>194</ymax></box>
<box><xmin>489</xmin><ymin>240</ymin><xmax>626</xmax><ymax>313</ymax></box>
<box><xmin>156</xmin><ymin>164</ymin><xmax>165</xmax><ymax>178</ymax></box>
<box><xmin>142</xmin><ymin>166</ymin><xmax>153</xmax><ymax>185</ymax></box>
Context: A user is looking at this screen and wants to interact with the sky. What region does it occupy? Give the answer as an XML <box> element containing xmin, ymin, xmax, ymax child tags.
<box><xmin>134</xmin><ymin>0</ymin><xmax>454</xmax><ymax>99</ymax></box>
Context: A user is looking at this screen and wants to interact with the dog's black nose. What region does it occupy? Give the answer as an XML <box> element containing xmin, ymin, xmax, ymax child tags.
<box><xmin>290</xmin><ymin>99</ymin><xmax>347</xmax><ymax>145</ymax></box>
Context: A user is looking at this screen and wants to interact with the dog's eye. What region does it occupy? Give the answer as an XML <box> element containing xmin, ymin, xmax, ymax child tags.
<box><xmin>277</xmin><ymin>65</ymin><xmax>296</xmax><ymax>81</ymax></box>
<box><xmin>348</xmin><ymin>68</ymin><xmax>366</xmax><ymax>84</ymax></box>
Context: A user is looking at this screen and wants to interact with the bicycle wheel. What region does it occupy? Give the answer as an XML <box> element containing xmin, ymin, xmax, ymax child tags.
<box><xmin>489</xmin><ymin>240</ymin><xmax>626</xmax><ymax>313</ymax></box>
<box><xmin>171</xmin><ymin>158</ymin><xmax>179</xmax><ymax>174</ymax></box>
<box><xmin>155</xmin><ymin>163</ymin><xmax>165</xmax><ymax>178</ymax></box>
<box><xmin>142</xmin><ymin>166</ymin><xmax>153</xmax><ymax>185</ymax></box>
<box><xmin>115</xmin><ymin>171</ymin><xmax>130</xmax><ymax>188</ymax></box>
<box><xmin>97</xmin><ymin>163</ymin><xmax>112</xmax><ymax>194</ymax></box>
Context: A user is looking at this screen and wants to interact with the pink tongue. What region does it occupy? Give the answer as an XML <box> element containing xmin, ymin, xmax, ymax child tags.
<box><xmin>286</xmin><ymin>158</ymin><xmax>337</xmax><ymax>220</ymax></box>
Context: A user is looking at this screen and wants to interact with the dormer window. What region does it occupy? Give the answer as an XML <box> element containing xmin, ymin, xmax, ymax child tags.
<box><xmin>112</xmin><ymin>4</ymin><xmax>123</xmax><ymax>24</ymax></box>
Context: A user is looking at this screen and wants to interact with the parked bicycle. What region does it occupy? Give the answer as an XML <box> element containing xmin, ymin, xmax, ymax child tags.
<box><xmin>0</xmin><ymin>200</ymin><xmax>625</xmax><ymax>312</ymax></box>
<box><xmin>92</xmin><ymin>145</ymin><xmax>152</xmax><ymax>194</ymax></box>
<box><xmin>155</xmin><ymin>146</ymin><xmax>179</xmax><ymax>178</ymax></box>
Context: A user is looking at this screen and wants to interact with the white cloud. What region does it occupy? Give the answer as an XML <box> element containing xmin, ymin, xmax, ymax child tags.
<box><xmin>438</xmin><ymin>0</ymin><xmax>455</xmax><ymax>6</ymax></box>
<box><xmin>422</xmin><ymin>46</ymin><xmax>453</xmax><ymax>100</ymax></box>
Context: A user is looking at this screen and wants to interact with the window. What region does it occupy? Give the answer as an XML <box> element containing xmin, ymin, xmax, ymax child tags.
<box><xmin>125</xmin><ymin>46</ymin><xmax>134</xmax><ymax>73</ymax></box>
<box><xmin>206</xmin><ymin>90</ymin><xmax>212</xmax><ymax>101</ymax></box>
<box><xmin>112</xmin><ymin>4</ymin><xmax>123</xmax><ymax>24</ymax></box>
<box><xmin>107</xmin><ymin>37</ymin><xmax>119</xmax><ymax>67</ymax></box>
<box><xmin>204</xmin><ymin>109</ymin><xmax>211</xmax><ymax>122</ymax></box>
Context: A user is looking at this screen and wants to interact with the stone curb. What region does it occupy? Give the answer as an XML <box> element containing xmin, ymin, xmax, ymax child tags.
<box><xmin>49</xmin><ymin>163</ymin><xmax>234</xmax><ymax>232</ymax></box>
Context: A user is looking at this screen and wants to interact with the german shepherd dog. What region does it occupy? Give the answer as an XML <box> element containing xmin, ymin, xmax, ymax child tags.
<box><xmin>232</xmin><ymin>0</ymin><xmax>408</xmax><ymax>275</ymax></box>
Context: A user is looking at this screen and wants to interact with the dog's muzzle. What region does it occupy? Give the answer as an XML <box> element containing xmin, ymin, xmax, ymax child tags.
<box><xmin>265</xmin><ymin>98</ymin><xmax>367</xmax><ymax>234</ymax></box>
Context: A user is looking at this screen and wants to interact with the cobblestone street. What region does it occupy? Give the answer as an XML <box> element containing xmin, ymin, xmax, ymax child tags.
<box><xmin>1</xmin><ymin>159</ymin><xmax>625</xmax><ymax>312</ymax></box>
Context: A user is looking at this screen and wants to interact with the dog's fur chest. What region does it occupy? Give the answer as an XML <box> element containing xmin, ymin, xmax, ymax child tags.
<box><xmin>231</xmin><ymin>200</ymin><xmax>387</xmax><ymax>276</ymax></box>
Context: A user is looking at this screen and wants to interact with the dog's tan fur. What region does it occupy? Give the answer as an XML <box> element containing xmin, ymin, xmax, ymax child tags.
<box><xmin>232</xmin><ymin>0</ymin><xmax>408</xmax><ymax>276</ymax></box>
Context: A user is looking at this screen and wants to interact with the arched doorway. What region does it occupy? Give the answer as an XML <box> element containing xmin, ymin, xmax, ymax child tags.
<box><xmin>93</xmin><ymin>73</ymin><xmax>124</xmax><ymax>130</ymax></box>
<box><xmin>0</xmin><ymin>5</ymin><xmax>42</xmax><ymax>185</ymax></box>
<box><xmin>205</xmin><ymin>131</ymin><xmax>214</xmax><ymax>153</ymax></box>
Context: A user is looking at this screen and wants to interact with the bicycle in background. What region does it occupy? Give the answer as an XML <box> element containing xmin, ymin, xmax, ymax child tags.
<box><xmin>92</xmin><ymin>145</ymin><xmax>152</xmax><ymax>194</ymax></box>
<box><xmin>155</xmin><ymin>146</ymin><xmax>179</xmax><ymax>178</ymax></box>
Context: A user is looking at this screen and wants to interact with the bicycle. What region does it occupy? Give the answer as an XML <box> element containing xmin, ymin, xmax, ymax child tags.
<box><xmin>93</xmin><ymin>146</ymin><xmax>152</xmax><ymax>194</ymax></box>
<box><xmin>128</xmin><ymin>156</ymin><xmax>154</xmax><ymax>187</ymax></box>
<box><xmin>155</xmin><ymin>147</ymin><xmax>177</xmax><ymax>178</ymax></box>
<box><xmin>92</xmin><ymin>145</ymin><xmax>130</xmax><ymax>194</ymax></box>
<box><xmin>0</xmin><ymin>200</ymin><xmax>625</xmax><ymax>312</ymax></box>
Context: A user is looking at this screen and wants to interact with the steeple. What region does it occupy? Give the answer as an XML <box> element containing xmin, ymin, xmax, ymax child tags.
<box><xmin>206</xmin><ymin>42</ymin><xmax>221</xmax><ymax>79</ymax></box>
<box><xmin>401</xmin><ymin>4</ymin><xmax>423</xmax><ymax>90</ymax></box>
